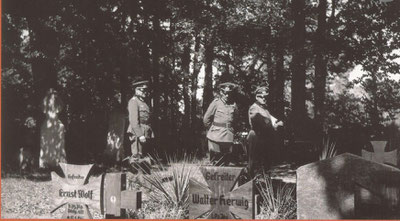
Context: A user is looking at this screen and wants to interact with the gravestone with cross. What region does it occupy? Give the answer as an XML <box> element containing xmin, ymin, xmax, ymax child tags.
<box><xmin>189</xmin><ymin>166</ymin><xmax>254</xmax><ymax>219</ymax></box>
<box><xmin>362</xmin><ymin>141</ymin><xmax>398</xmax><ymax>166</ymax></box>
<box><xmin>104</xmin><ymin>99</ymin><xmax>126</xmax><ymax>165</ymax></box>
<box><xmin>297</xmin><ymin>153</ymin><xmax>400</xmax><ymax>219</ymax></box>
<box><xmin>51</xmin><ymin>163</ymin><xmax>141</xmax><ymax>218</ymax></box>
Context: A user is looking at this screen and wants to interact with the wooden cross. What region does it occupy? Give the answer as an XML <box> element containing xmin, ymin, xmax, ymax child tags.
<box><xmin>51</xmin><ymin>164</ymin><xmax>141</xmax><ymax>219</ymax></box>
<box><xmin>51</xmin><ymin>163</ymin><xmax>101</xmax><ymax>219</ymax></box>
<box><xmin>362</xmin><ymin>141</ymin><xmax>398</xmax><ymax>166</ymax></box>
<box><xmin>189</xmin><ymin>166</ymin><xmax>254</xmax><ymax>219</ymax></box>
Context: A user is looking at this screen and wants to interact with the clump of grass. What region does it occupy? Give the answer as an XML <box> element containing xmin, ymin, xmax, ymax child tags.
<box><xmin>256</xmin><ymin>174</ymin><xmax>296</xmax><ymax>219</ymax></box>
<box><xmin>319</xmin><ymin>137</ymin><xmax>338</xmax><ymax>160</ymax></box>
<box><xmin>139</xmin><ymin>153</ymin><xmax>202</xmax><ymax>218</ymax></box>
<box><xmin>131</xmin><ymin>200</ymin><xmax>186</xmax><ymax>219</ymax></box>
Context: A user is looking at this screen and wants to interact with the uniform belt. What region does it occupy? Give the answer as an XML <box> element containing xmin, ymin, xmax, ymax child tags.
<box><xmin>212</xmin><ymin>122</ymin><xmax>232</xmax><ymax>128</ymax></box>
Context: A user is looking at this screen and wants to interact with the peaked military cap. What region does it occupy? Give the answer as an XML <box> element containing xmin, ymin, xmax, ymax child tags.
<box><xmin>255</xmin><ymin>87</ymin><xmax>268</xmax><ymax>96</ymax></box>
<box><xmin>218</xmin><ymin>82</ymin><xmax>238</xmax><ymax>88</ymax></box>
<box><xmin>132</xmin><ymin>80</ymin><xmax>149</xmax><ymax>88</ymax></box>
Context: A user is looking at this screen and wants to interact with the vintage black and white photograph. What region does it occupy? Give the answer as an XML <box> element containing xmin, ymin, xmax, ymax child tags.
<box><xmin>1</xmin><ymin>0</ymin><xmax>400</xmax><ymax>219</ymax></box>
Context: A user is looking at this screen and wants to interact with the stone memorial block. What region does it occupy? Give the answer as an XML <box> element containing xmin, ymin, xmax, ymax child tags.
<box><xmin>189</xmin><ymin>166</ymin><xmax>254</xmax><ymax>219</ymax></box>
<box><xmin>40</xmin><ymin>89</ymin><xmax>66</xmax><ymax>168</ymax></box>
<box><xmin>105</xmin><ymin>107</ymin><xmax>126</xmax><ymax>164</ymax></box>
<box><xmin>355</xmin><ymin>180</ymin><xmax>400</xmax><ymax>219</ymax></box>
<box><xmin>362</xmin><ymin>141</ymin><xmax>398</xmax><ymax>166</ymax></box>
<box><xmin>297</xmin><ymin>153</ymin><xmax>400</xmax><ymax>219</ymax></box>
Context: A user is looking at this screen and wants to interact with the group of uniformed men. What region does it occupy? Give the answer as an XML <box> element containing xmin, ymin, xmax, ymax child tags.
<box><xmin>126</xmin><ymin>80</ymin><xmax>283</xmax><ymax>176</ymax></box>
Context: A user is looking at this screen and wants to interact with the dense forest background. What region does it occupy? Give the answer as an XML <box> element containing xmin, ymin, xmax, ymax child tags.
<box><xmin>2</xmin><ymin>0</ymin><xmax>400</xmax><ymax>168</ymax></box>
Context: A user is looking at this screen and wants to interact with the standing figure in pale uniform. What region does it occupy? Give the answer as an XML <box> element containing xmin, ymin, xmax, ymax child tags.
<box><xmin>203</xmin><ymin>82</ymin><xmax>239</xmax><ymax>165</ymax></box>
<box><xmin>127</xmin><ymin>80</ymin><xmax>154</xmax><ymax>160</ymax></box>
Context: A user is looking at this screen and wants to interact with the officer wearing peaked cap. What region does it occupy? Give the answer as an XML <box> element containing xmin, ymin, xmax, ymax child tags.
<box><xmin>203</xmin><ymin>81</ymin><xmax>239</xmax><ymax>165</ymax></box>
<box><xmin>247</xmin><ymin>87</ymin><xmax>283</xmax><ymax>177</ymax></box>
<box><xmin>127</xmin><ymin>80</ymin><xmax>154</xmax><ymax>160</ymax></box>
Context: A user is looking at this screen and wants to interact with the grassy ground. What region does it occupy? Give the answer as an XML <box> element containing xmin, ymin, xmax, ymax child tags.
<box><xmin>1</xmin><ymin>174</ymin><xmax>106</xmax><ymax>219</ymax></box>
<box><xmin>1</xmin><ymin>176</ymin><xmax>58</xmax><ymax>219</ymax></box>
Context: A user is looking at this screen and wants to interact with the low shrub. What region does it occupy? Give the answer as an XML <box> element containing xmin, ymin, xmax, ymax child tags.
<box><xmin>137</xmin><ymin>154</ymin><xmax>203</xmax><ymax>218</ymax></box>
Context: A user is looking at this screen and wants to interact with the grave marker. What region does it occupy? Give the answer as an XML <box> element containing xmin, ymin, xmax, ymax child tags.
<box><xmin>60</xmin><ymin>163</ymin><xmax>95</xmax><ymax>218</ymax></box>
<box><xmin>51</xmin><ymin>163</ymin><xmax>101</xmax><ymax>219</ymax></box>
<box><xmin>297</xmin><ymin>153</ymin><xmax>400</xmax><ymax>219</ymax></box>
<box><xmin>104</xmin><ymin>172</ymin><xmax>142</xmax><ymax>218</ymax></box>
<box><xmin>105</xmin><ymin>105</ymin><xmax>126</xmax><ymax>164</ymax></box>
<box><xmin>362</xmin><ymin>141</ymin><xmax>398</xmax><ymax>166</ymax></box>
<box><xmin>51</xmin><ymin>164</ymin><xmax>141</xmax><ymax>219</ymax></box>
<box><xmin>39</xmin><ymin>89</ymin><xmax>66</xmax><ymax>168</ymax></box>
<box><xmin>189</xmin><ymin>166</ymin><xmax>254</xmax><ymax>219</ymax></box>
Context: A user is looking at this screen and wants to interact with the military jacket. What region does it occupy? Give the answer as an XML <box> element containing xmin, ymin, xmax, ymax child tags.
<box><xmin>248</xmin><ymin>102</ymin><xmax>278</xmax><ymax>134</ymax></box>
<box><xmin>127</xmin><ymin>96</ymin><xmax>153</xmax><ymax>138</ymax></box>
<box><xmin>203</xmin><ymin>98</ymin><xmax>238</xmax><ymax>143</ymax></box>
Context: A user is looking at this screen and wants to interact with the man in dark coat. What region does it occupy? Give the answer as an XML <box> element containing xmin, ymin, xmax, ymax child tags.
<box><xmin>247</xmin><ymin>87</ymin><xmax>283</xmax><ymax>176</ymax></box>
<box><xmin>127</xmin><ymin>80</ymin><xmax>154</xmax><ymax>160</ymax></box>
<box><xmin>203</xmin><ymin>82</ymin><xmax>238</xmax><ymax>165</ymax></box>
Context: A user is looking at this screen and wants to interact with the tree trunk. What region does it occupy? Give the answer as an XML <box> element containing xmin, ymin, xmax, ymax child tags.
<box><xmin>190</xmin><ymin>34</ymin><xmax>202</xmax><ymax>128</ymax></box>
<box><xmin>119</xmin><ymin>51</ymin><xmax>129</xmax><ymax>110</ymax></box>
<box><xmin>266</xmin><ymin>26</ymin><xmax>275</xmax><ymax>111</ymax></box>
<box><xmin>274</xmin><ymin>0</ymin><xmax>288</xmax><ymax>120</ymax></box>
<box><xmin>291</xmin><ymin>0</ymin><xmax>307</xmax><ymax>138</ymax></box>
<box><xmin>202</xmin><ymin>34</ymin><xmax>214</xmax><ymax>113</ymax></box>
<box><xmin>219</xmin><ymin>58</ymin><xmax>230</xmax><ymax>83</ymax></box>
<box><xmin>118</xmin><ymin>8</ymin><xmax>136</xmax><ymax>110</ymax></box>
<box><xmin>314</xmin><ymin>0</ymin><xmax>328</xmax><ymax>135</ymax></box>
<box><xmin>370</xmin><ymin>71</ymin><xmax>380</xmax><ymax>137</ymax></box>
<box><xmin>26</xmin><ymin>15</ymin><xmax>59</xmax><ymax>165</ymax></box>
<box><xmin>275</xmin><ymin>37</ymin><xmax>285</xmax><ymax>120</ymax></box>
<box><xmin>182</xmin><ymin>44</ymin><xmax>191</xmax><ymax>129</ymax></box>
<box><xmin>151</xmin><ymin>14</ymin><xmax>161</xmax><ymax>139</ymax></box>
<box><xmin>26</xmin><ymin>16</ymin><xmax>59</xmax><ymax>99</ymax></box>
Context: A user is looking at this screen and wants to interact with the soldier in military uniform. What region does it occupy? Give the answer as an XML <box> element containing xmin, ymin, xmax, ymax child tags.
<box><xmin>203</xmin><ymin>82</ymin><xmax>239</xmax><ymax>166</ymax></box>
<box><xmin>127</xmin><ymin>80</ymin><xmax>154</xmax><ymax>160</ymax></box>
<box><xmin>247</xmin><ymin>87</ymin><xmax>283</xmax><ymax>176</ymax></box>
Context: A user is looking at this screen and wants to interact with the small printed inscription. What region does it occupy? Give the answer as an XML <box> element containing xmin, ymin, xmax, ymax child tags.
<box><xmin>67</xmin><ymin>204</ymin><xmax>84</xmax><ymax>215</ymax></box>
<box><xmin>205</xmin><ymin>172</ymin><xmax>235</xmax><ymax>181</ymax></box>
<box><xmin>59</xmin><ymin>189</ymin><xmax>94</xmax><ymax>200</ymax></box>
<box><xmin>210</xmin><ymin>213</ymin><xmax>229</xmax><ymax>219</ymax></box>
<box><xmin>68</xmin><ymin>174</ymin><xmax>85</xmax><ymax>180</ymax></box>
<box><xmin>66</xmin><ymin>215</ymin><xmax>84</xmax><ymax>219</ymax></box>
<box><xmin>189</xmin><ymin>167</ymin><xmax>253</xmax><ymax>219</ymax></box>
<box><xmin>192</xmin><ymin>194</ymin><xmax>249</xmax><ymax>209</ymax></box>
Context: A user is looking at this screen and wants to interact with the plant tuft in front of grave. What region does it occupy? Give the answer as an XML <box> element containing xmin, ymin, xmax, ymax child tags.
<box><xmin>256</xmin><ymin>173</ymin><xmax>296</xmax><ymax>219</ymax></box>
<box><xmin>139</xmin><ymin>153</ymin><xmax>203</xmax><ymax>218</ymax></box>
<box><xmin>319</xmin><ymin>137</ymin><xmax>338</xmax><ymax>160</ymax></box>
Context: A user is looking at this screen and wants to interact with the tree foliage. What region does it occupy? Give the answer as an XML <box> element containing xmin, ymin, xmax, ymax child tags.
<box><xmin>2</xmin><ymin>0</ymin><xmax>399</xmax><ymax>166</ymax></box>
